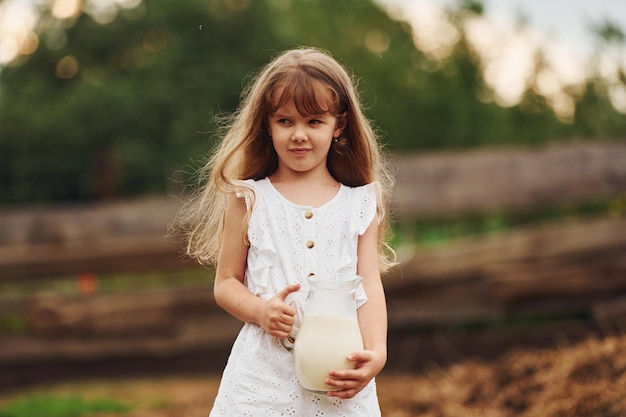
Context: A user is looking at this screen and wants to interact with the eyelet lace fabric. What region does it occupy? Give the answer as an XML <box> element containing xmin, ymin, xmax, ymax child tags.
<box><xmin>209</xmin><ymin>178</ymin><xmax>381</xmax><ymax>417</ymax></box>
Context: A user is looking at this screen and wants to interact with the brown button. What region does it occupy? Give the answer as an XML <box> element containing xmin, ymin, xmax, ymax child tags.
<box><xmin>304</xmin><ymin>211</ymin><xmax>313</xmax><ymax>219</ymax></box>
<box><xmin>307</xmin><ymin>272</ymin><xmax>315</xmax><ymax>278</ymax></box>
<box><xmin>305</xmin><ymin>240</ymin><xmax>315</xmax><ymax>249</ymax></box>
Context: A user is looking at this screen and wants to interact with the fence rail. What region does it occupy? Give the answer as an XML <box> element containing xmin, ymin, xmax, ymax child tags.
<box><xmin>392</xmin><ymin>140</ymin><xmax>626</xmax><ymax>218</ymax></box>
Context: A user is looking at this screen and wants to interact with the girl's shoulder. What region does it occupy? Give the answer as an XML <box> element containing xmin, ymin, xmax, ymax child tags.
<box><xmin>236</xmin><ymin>177</ymin><xmax>267</xmax><ymax>187</ymax></box>
<box><xmin>235</xmin><ymin>177</ymin><xmax>270</xmax><ymax>193</ymax></box>
<box><xmin>342</xmin><ymin>182</ymin><xmax>381</xmax><ymax>231</ymax></box>
<box><xmin>234</xmin><ymin>178</ymin><xmax>271</xmax><ymax>209</ymax></box>
<box><xmin>343</xmin><ymin>181</ymin><xmax>380</xmax><ymax>202</ymax></box>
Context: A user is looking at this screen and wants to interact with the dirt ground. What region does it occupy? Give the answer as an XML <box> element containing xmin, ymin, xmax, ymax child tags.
<box><xmin>2</xmin><ymin>333</ymin><xmax>624</xmax><ymax>417</ymax></box>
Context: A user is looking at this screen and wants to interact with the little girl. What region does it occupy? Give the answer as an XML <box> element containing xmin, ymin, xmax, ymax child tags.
<box><xmin>177</xmin><ymin>47</ymin><xmax>396</xmax><ymax>416</ymax></box>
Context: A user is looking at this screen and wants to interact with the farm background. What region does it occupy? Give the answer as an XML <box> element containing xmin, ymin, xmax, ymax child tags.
<box><xmin>1</xmin><ymin>0</ymin><xmax>626</xmax><ymax>416</ymax></box>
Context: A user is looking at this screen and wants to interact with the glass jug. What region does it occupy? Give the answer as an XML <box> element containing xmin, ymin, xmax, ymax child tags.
<box><xmin>292</xmin><ymin>274</ymin><xmax>364</xmax><ymax>393</ymax></box>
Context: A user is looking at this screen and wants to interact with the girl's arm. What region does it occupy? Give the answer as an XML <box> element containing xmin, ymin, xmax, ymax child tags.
<box><xmin>325</xmin><ymin>218</ymin><xmax>388</xmax><ymax>398</ymax></box>
<box><xmin>214</xmin><ymin>194</ymin><xmax>300</xmax><ymax>339</ymax></box>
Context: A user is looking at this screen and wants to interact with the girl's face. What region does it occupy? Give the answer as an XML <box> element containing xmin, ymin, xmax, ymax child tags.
<box><xmin>268</xmin><ymin>98</ymin><xmax>345</xmax><ymax>178</ymax></box>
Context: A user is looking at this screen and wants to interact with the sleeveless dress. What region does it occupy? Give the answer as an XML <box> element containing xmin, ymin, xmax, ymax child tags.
<box><xmin>209</xmin><ymin>177</ymin><xmax>382</xmax><ymax>417</ymax></box>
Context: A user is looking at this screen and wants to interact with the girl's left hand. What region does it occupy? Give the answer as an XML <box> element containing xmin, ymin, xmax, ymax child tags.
<box><xmin>324</xmin><ymin>349</ymin><xmax>386</xmax><ymax>399</ymax></box>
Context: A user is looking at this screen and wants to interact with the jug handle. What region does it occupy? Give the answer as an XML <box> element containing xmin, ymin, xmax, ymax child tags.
<box><xmin>279</xmin><ymin>299</ymin><xmax>302</xmax><ymax>352</ymax></box>
<box><xmin>281</xmin><ymin>334</ymin><xmax>296</xmax><ymax>352</ymax></box>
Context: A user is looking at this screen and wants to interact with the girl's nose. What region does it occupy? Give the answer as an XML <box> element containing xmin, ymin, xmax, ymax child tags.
<box><xmin>291</xmin><ymin>131</ymin><xmax>308</xmax><ymax>142</ymax></box>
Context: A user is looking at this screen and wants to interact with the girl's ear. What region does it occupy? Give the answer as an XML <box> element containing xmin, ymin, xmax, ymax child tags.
<box><xmin>334</xmin><ymin>112</ymin><xmax>348</xmax><ymax>137</ymax></box>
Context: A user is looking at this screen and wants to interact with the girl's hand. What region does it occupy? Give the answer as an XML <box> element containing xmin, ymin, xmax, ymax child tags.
<box><xmin>259</xmin><ymin>283</ymin><xmax>301</xmax><ymax>339</ymax></box>
<box><xmin>324</xmin><ymin>349</ymin><xmax>387</xmax><ymax>399</ymax></box>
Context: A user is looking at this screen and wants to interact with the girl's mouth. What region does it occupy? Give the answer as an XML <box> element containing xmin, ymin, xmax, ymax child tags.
<box><xmin>290</xmin><ymin>148</ymin><xmax>311</xmax><ymax>156</ymax></box>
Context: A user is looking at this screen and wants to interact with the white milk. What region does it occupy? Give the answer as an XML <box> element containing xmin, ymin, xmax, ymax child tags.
<box><xmin>294</xmin><ymin>314</ymin><xmax>364</xmax><ymax>393</ymax></box>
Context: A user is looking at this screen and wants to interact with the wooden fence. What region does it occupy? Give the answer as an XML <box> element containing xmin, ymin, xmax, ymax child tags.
<box><xmin>1</xmin><ymin>141</ymin><xmax>625</xmax><ymax>388</ymax></box>
<box><xmin>391</xmin><ymin>140</ymin><xmax>626</xmax><ymax>218</ymax></box>
<box><xmin>385</xmin><ymin>216</ymin><xmax>626</xmax><ymax>328</ymax></box>
<box><xmin>1</xmin><ymin>141</ymin><xmax>625</xmax><ymax>280</ymax></box>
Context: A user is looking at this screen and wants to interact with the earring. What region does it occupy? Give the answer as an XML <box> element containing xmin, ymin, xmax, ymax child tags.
<box><xmin>333</xmin><ymin>138</ymin><xmax>338</xmax><ymax>143</ymax></box>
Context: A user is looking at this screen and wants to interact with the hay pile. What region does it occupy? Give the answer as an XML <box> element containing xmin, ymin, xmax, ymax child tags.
<box><xmin>378</xmin><ymin>334</ymin><xmax>626</xmax><ymax>417</ymax></box>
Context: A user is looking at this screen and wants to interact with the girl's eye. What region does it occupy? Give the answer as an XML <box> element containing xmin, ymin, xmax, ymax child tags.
<box><xmin>309</xmin><ymin>119</ymin><xmax>322</xmax><ymax>125</ymax></box>
<box><xmin>277</xmin><ymin>118</ymin><xmax>291</xmax><ymax>124</ymax></box>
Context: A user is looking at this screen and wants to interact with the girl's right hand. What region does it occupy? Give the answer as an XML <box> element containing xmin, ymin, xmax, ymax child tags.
<box><xmin>259</xmin><ymin>283</ymin><xmax>301</xmax><ymax>339</ymax></box>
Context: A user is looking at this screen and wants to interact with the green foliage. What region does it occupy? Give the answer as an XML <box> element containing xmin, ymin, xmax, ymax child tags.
<box><xmin>0</xmin><ymin>0</ymin><xmax>625</xmax><ymax>205</ymax></box>
<box><xmin>0</xmin><ymin>395</ymin><xmax>130</xmax><ymax>417</ymax></box>
<box><xmin>593</xmin><ymin>19</ymin><xmax>626</xmax><ymax>44</ymax></box>
<box><xmin>0</xmin><ymin>267</ymin><xmax>210</xmax><ymax>301</ymax></box>
<box><xmin>395</xmin><ymin>198</ymin><xmax>615</xmax><ymax>247</ymax></box>
<box><xmin>0</xmin><ymin>313</ymin><xmax>27</xmax><ymax>333</ymax></box>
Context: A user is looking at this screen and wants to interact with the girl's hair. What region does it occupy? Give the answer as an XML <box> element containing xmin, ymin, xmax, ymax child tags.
<box><xmin>175</xmin><ymin>47</ymin><xmax>396</xmax><ymax>272</ymax></box>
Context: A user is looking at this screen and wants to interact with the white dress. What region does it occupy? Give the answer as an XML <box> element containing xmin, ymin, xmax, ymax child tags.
<box><xmin>209</xmin><ymin>177</ymin><xmax>382</xmax><ymax>417</ymax></box>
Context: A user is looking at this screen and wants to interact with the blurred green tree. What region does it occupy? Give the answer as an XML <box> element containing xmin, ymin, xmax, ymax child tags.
<box><xmin>0</xmin><ymin>0</ymin><xmax>624</xmax><ymax>205</ymax></box>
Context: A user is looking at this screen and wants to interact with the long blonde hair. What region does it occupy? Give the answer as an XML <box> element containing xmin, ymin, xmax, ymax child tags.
<box><xmin>175</xmin><ymin>47</ymin><xmax>396</xmax><ymax>272</ymax></box>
